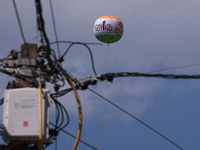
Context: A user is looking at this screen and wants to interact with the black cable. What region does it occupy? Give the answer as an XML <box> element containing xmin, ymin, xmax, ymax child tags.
<box><xmin>55</xmin><ymin>101</ymin><xmax>64</xmax><ymax>129</ymax></box>
<box><xmin>35</xmin><ymin>0</ymin><xmax>53</xmax><ymax>71</ymax></box>
<box><xmin>49</xmin><ymin>0</ymin><xmax>60</xmax><ymax>56</ymax></box>
<box><xmin>0</xmin><ymin>68</ymin><xmax>14</xmax><ymax>76</ymax></box>
<box><xmin>61</xmin><ymin>42</ymin><xmax>97</xmax><ymax>76</ymax></box>
<box><xmin>0</xmin><ymin>98</ymin><xmax>4</xmax><ymax>106</ymax></box>
<box><xmin>50</xmin><ymin>41</ymin><xmax>103</xmax><ymax>45</ymax></box>
<box><xmin>49</xmin><ymin>122</ymin><xmax>98</xmax><ymax>150</ymax></box>
<box><xmin>13</xmin><ymin>0</ymin><xmax>37</xmax><ymax>82</ymax></box>
<box><xmin>98</xmin><ymin>72</ymin><xmax>200</xmax><ymax>80</ymax></box>
<box><xmin>50</xmin><ymin>70</ymin><xmax>200</xmax><ymax>98</ymax></box>
<box><xmin>88</xmin><ymin>88</ymin><xmax>184</xmax><ymax>150</ymax></box>
<box><xmin>35</xmin><ymin>0</ymin><xmax>50</xmax><ymax>48</ymax></box>
<box><xmin>50</xmin><ymin>95</ymin><xmax>70</xmax><ymax>131</ymax></box>
<box><xmin>51</xmin><ymin>88</ymin><xmax>72</xmax><ymax>98</ymax></box>
<box><xmin>54</xmin><ymin>99</ymin><xmax>60</xmax><ymax>130</ymax></box>
<box><xmin>12</xmin><ymin>0</ymin><xmax>27</xmax><ymax>44</ymax></box>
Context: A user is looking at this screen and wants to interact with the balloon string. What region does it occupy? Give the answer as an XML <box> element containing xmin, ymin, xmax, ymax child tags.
<box><xmin>105</xmin><ymin>43</ymin><xmax>109</xmax><ymax>150</ymax></box>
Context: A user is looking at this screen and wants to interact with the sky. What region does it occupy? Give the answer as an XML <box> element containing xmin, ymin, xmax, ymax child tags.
<box><xmin>1</xmin><ymin>0</ymin><xmax>200</xmax><ymax>150</ymax></box>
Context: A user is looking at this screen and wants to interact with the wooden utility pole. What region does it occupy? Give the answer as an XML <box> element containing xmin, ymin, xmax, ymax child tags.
<box><xmin>7</xmin><ymin>43</ymin><xmax>38</xmax><ymax>150</ymax></box>
<box><xmin>16</xmin><ymin>43</ymin><xmax>37</xmax><ymax>87</ymax></box>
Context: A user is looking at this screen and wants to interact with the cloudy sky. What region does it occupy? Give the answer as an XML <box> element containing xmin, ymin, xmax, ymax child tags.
<box><xmin>1</xmin><ymin>0</ymin><xmax>200</xmax><ymax>150</ymax></box>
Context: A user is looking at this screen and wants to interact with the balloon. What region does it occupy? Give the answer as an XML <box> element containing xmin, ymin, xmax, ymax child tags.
<box><xmin>94</xmin><ymin>16</ymin><xmax>124</xmax><ymax>44</ymax></box>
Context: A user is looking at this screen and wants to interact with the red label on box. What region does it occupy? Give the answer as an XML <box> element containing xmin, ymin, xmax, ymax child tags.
<box><xmin>23</xmin><ymin>121</ymin><xmax>28</xmax><ymax>127</ymax></box>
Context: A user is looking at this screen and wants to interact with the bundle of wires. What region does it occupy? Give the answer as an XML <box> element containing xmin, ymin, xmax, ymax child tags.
<box><xmin>49</xmin><ymin>94</ymin><xmax>69</xmax><ymax>137</ymax></box>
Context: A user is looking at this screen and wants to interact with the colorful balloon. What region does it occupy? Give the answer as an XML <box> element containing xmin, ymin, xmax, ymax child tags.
<box><xmin>94</xmin><ymin>16</ymin><xmax>124</xmax><ymax>44</ymax></box>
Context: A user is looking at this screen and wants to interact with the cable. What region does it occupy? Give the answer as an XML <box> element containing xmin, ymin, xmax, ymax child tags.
<box><xmin>50</xmin><ymin>41</ymin><xmax>103</xmax><ymax>45</ymax></box>
<box><xmin>35</xmin><ymin>0</ymin><xmax>53</xmax><ymax>71</ymax></box>
<box><xmin>97</xmin><ymin>72</ymin><xmax>200</xmax><ymax>80</ymax></box>
<box><xmin>0</xmin><ymin>98</ymin><xmax>4</xmax><ymax>106</ymax></box>
<box><xmin>0</xmin><ymin>68</ymin><xmax>14</xmax><ymax>76</ymax></box>
<box><xmin>61</xmin><ymin>42</ymin><xmax>97</xmax><ymax>76</ymax></box>
<box><xmin>49</xmin><ymin>122</ymin><xmax>98</xmax><ymax>150</ymax></box>
<box><xmin>67</xmin><ymin>77</ymin><xmax>82</xmax><ymax>150</ymax></box>
<box><xmin>49</xmin><ymin>0</ymin><xmax>60</xmax><ymax>56</ymax></box>
<box><xmin>144</xmin><ymin>62</ymin><xmax>200</xmax><ymax>73</ymax></box>
<box><xmin>35</xmin><ymin>0</ymin><xmax>50</xmax><ymax>48</ymax></box>
<box><xmin>50</xmin><ymin>95</ymin><xmax>70</xmax><ymax>131</ymax></box>
<box><xmin>12</xmin><ymin>0</ymin><xmax>27</xmax><ymax>44</ymax></box>
<box><xmin>88</xmin><ymin>88</ymin><xmax>184</xmax><ymax>150</ymax></box>
<box><xmin>13</xmin><ymin>0</ymin><xmax>37</xmax><ymax>82</ymax></box>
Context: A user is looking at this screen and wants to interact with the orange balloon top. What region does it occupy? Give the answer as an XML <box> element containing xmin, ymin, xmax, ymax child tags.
<box><xmin>98</xmin><ymin>16</ymin><xmax>121</xmax><ymax>21</ymax></box>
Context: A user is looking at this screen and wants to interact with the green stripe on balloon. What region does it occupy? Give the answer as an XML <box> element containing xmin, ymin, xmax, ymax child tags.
<box><xmin>95</xmin><ymin>34</ymin><xmax>121</xmax><ymax>44</ymax></box>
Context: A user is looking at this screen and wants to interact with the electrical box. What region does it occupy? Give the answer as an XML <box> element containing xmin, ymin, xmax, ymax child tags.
<box><xmin>2</xmin><ymin>88</ymin><xmax>50</xmax><ymax>143</ymax></box>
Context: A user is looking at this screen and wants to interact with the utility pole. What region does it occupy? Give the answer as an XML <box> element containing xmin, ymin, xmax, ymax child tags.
<box><xmin>4</xmin><ymin>43</ymin><xmax>38</xmax><ymax>150</ymax></box>
<box><xmin>16</xmin><ymin>43</ymin><xmax>37</xmax><ymax>87</ymax></box>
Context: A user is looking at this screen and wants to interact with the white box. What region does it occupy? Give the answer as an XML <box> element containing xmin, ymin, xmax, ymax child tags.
<box><xmin>2</xmin><ymin>88</ymin><xmax>50</xmax><ymax>143</ymax></box>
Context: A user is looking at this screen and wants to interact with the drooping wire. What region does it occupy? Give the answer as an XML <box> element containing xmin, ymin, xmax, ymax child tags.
<box><xmin>61</xmin><ymin>42</ymin><xmax>98</xmax><ymax>76</ymax></box>
<box><xmin>88</xmin><ymin>88</ymin><xmax>184</xmax><ymax>150</ymax></box>
<box><xmin>49</xmin><ymin>0</ymin><xmax>60</xmax><ymax>56</ymax></box>
<box><xmin>49</xmin><ymin>122</ymin><xmax>98</xmax><ymax>150</ymax></box>
<box><xmin>50</xmin><ymin>95</ymin><xmax>70</xmax><ymax>132</ymax></box>
<box><xmin>50</xmin><ymin>41</ymin><xmax>103</xmax><ymax>45</ymax></box>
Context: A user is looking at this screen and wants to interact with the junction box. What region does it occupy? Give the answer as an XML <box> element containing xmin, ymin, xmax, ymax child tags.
<box><xmin>2</xmin><ymin>88</ymin><xmax>50</xmax><ymax>143</ymax></box>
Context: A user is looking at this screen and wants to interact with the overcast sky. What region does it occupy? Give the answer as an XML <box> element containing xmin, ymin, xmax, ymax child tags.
<box><xmin>1</xmin><ymin>0</ymin><xmax>200</xmax><ymax>150</ymax></box>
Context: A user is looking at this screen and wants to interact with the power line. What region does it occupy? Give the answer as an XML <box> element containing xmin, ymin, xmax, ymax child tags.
<box><xmin>12</xmin><ymin>0</ymin><xmax>37</xmax><ymax>81</ymax></box>
<box><xmin>144</xmin><ymin>62</ymin><xmax>200</xmax><ymax>73</ymax></box>
<box><xmin>49</xmin><ymin>0</ymin><xmax>60</xmax><ymax>56</ymax></box>
<box><xmin>35</xmin><ymin>0</ymin><xmax>54</xmax><ymax>72</ymax></box>
<box><xmin>49</xmin><ymin>122</ymin><xmax>98</xmax><ymax>150</ymax></box>
<box><xmin>50</xmin><ymin>41</ymin><xmax>103</xmax><ymax>45</ymax></box>
<box><xmin>35</xmin><ymin>0</ymin><xmax>50</xmax><ymax>48</ymax></box>
<box><xmin>88</xmin><ymin>88</ymin><xmax>184</xmax><ymax>150</ymax></box>
<box><xmin>61</xmin><ymin>42</ymin><xmax>98</xmax><ymax>76</ymax></box>
<box><xmin>12</xmin><ymin>0</ymin><xmax>27</xmax><ymax>44</ymax></box>
<box><xmin>96</xmin><ymin>72</ymin><xmax>200</xmax><ymax>80</ymax></box>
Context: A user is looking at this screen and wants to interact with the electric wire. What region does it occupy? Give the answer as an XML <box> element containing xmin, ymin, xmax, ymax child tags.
<box><xmin>35</xmin><ymin>0</ymin><xmax>53</xmax><ymax>71</ymax></box>
<box><xmin>61</xmin><ymin>42</ymin><xmax>98</xmax><ymax>76</ymax></box>
<box><xmin>50</xmin><ymin>95</ymin><xmax>70</xmax><ymax>131</ymax></box>
<box><xmin>35</xmin><ymin>0</ymin><xmax>50</xmax><ymax>48</ymax></box>
<box><xmin>88</xmin><ymin>88</ymin><xmax>184</xmax><ymax>150</ymax></box>
<box><xmin>0</xmin><ymin>68</ymin><xmax>14</xmax><ymax>76</ymax></box>
<box><xmin>50</xmin><ymin>41</ymin><xmax>103</xmax><ymax>45</ymax></box>
<box><xmin>49</xmin><ymin>122</ymin><xmax>98</xmax><ymax>150</ymax></box>
<box><xmin>0</xmin><ymin>98</ymin><xmax>4</xmax><ymax>106</ymax></box>
<box><xmin>49</xmin><ymin>0</ymin><xmax>60</xmax><ymax>56</ymax></box>
<box><xmin>12</xmin><ymin>0</ymin><xmax>27</xmax><ymax>44</ymax></box>
<box><xmin>13</xmin><ymin>0</ymin><xmax>37</xmax><ymax>82</ymax></box>
<box><xmin>97</xmin><ymin>72</ymin><xmax>200</xmax><ymax>80</ymax></box>
<box><xmin>144</xmin><ymin>62</ymin><xmax>200</xmax><ymax>73</ymax></box>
